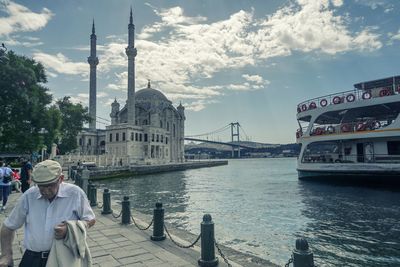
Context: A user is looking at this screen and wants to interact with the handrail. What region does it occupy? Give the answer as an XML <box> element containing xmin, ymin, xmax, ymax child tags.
<box><xmin>297</xmin><ymin>87</ymin><xmax>400</xmax><ymax>114</ymax></box>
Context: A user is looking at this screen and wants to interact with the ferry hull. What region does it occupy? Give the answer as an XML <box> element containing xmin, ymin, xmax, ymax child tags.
<box><xmin>297</xmin><ymin>169</ymin><xmax>400</xmax><ymax>185</ymax></box>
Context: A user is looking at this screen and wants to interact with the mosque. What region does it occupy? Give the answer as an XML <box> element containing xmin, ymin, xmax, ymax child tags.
<box><xmin>77</xmin><ymin>9</ymin><xmax>186</xmax><ymax>165</ymax></box>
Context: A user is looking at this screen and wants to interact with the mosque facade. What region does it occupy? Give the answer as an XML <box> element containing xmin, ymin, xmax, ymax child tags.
<box><xmin>77</xmin><ymin>10</ymin><xmax>185</xmax><ymax>165</ymax></box>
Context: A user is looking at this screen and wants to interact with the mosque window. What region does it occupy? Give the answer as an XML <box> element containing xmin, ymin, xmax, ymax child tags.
<box><xmin>135</xmin><ymin>133</ymin><xmax>138</xmax><ymax>141</ymax></box>
<box><xmin>135</xmin><ymin>120</ymin><xmax>138</xmax><ymax>126</ymax></box>
<box><xmin>123</xmin><ymin>132</ymin><xmax>126</xmax><ymax>141</ymax></box>
<box><xmin>139</xmin><ymin>134</ymin><xmax>142</xmax><ymax>141</ymax></box>
<box><xmin>161</xmin><ymin>135</ymin><xmax>163</xmax><ymax>143</ymax></box>
<box><xmin>131</xmin><ymin>132</ymin><xmax>134</xmax><ymax>141</ymax></box>
<box><xmin>116</xmin><ymin>133</ymin><xmax>119</xmax><ymax>142</ymax></box>
<box><xmin>166</xmin><ymin>149</ymin><xmax>168</xmax><ymax>157</ymax></box>
<box><xmin>156</xmin><ymin>134</ymin><xmax>159</xmax><ymax>142</ymax></box>
<box><xmin>160</xmin><ymin>120</ymin><xmax>163</xmax><ymax>128</ymax></box>
<box><xmin>109</xmin><ymin>134</ymin><xmax>112</xmax><ymax>142</ymax></box>
<box><xmin>167</xmin><ymin>122</ymin><xmax>169</xmax><ymax>131</ymax></box>
<box><xmin>173</xmin><ymin>124</ymin><xmax>176</xmax><ymax>137</ymax></box>
<box><xmin>144</xmin><ymin>134</ymin><xmax>148</xmax><ymax>142</ymax></box>
<box><xmin>143</xmin><ymin>119</ymin><xmax>148</xmax><ymax>125</ymax></box>
<box><xmin>152</xmin><ymin>134</ymin><xmax>155</xmax><ymax>142</ymax></box>
<box><xmin>88</xmin><ymin>139</ymin><xmax>91</xmax><ymax>146</ymax></box>
<box><xmin>166</xmin><ymin>137</ymin><xmax>168</xmax><ymax>144</ymax></box>
<box><xmin>79</xmin><ymin>138</ymin><xmax>82</xmax><ymax>146</ymax></box>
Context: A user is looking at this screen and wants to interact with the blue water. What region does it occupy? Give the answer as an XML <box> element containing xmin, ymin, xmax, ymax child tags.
<box><xmin>93</xmin><ymin>158</ymin><xmax>400</xmax><ymax>266</ymax></box>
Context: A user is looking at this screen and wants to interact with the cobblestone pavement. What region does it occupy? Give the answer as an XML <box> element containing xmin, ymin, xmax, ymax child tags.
<box><xmin>0</xmin><ymin>189</ymin><xmax>249</xmax><ymax>267</ymax></box>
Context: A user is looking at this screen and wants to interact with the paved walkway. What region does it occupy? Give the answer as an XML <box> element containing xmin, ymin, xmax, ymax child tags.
<box><xmin>0</xmin><ymin>189</ymin><xmax>276</xmax><ymax>267</ymax></box>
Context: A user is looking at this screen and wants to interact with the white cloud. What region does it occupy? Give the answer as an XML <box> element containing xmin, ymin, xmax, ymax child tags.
<box><xmin>0</xmin><ymin>1</ymin><xmax>53</xmax><ymax>36</ymax></box>
<box><xmin>389</xmin><ymin>29</ymin><xmax>400</xmax><ymax>42</ymax></box>
<box><xmin>33</xmin><ymin>52</ymin><xmax>88</xmax><ymax>76</ymax></box>
<box><xmin>242</xmin><ymin>74</ymin><xmax>265</xmax><ymax>85</ymax></box>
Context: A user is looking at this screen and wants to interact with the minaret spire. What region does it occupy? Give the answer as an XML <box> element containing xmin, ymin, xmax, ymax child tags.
<box><xmin>88</xmin><ymin>20</ymin><xmax>99</xmax><ymax>130</ymax></box>
<box><xmin>126</xmin><ymin>8</ymin><xmax>137</xmax><ymax>126</ymax></box>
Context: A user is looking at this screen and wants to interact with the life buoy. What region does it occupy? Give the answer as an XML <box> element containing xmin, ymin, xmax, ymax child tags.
<box><xmin>332</xmin><ymin>96</ymin><xmax>342</xmax><ymax>105</ymax></box>
<box><xmin>379</xmin><ymin>89</ymin><xmax>391</xmax><ymax>97</ymax></box>
<box><xmin>297</xmin><ymin>107</ymin><xmax>301</xmax><ymax>113</ymax></box>
<box><xmin>309</xmin><ymin>102</ymin><xmax>317</xmax><ymax>109</ymax></box>
<box><xmin>320</xmin><ymin>99</ymin><xmax>328</xmax><ymax>107</ymax></box>
<box><xmin>301</xmin><ymin>104</ymin><xmax>307</xmax><ymax>111</ymax></box>
<box><xmin>362</xmin><ymin>91</ymin><xmax>371</xmax><ymax>99</ymax></box>
<box><xmin>356</xmin><ymin>122</ymin><xmax>366</xmax><ymax>131</ymax></box>
<box><xmin>296</xmin><ymin>131</ymin><xmax>302</xmax><ymax>139</ymax></box>
<box><xmin>327</xmin><ymin>126</ymin><xmax>335</xmax><ymax>134</ymax></box>
<box><xmin>372</xmin><ymin>120</ymin><xmax>381</xmax><ymax>130</ymax></box>
<box><xmin>341</xmin><ymin>124</ymin><xmax>350</xmax><ymax>132</ymax></box>
<box><xmin>346</xmin><ymin>94</ymin><xmax>355</xmax><ymax>102</ymax></box>
<box><xmin>315</xmin><ymin>127</ymin><xmax>324</xmax><ymax>135</ymax></box>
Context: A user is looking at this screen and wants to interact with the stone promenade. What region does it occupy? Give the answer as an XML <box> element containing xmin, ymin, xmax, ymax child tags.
<box><xmin>0</xmin><ymin>190</ymin><xmax>276</xmax><ymax>267</ymax></box>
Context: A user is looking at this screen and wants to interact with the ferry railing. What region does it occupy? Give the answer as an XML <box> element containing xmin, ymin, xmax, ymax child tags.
<box><xmin>301</xmin><ymin>154</ymin><xmax>400</xmax><ymax>164</ymax></box>
<box><xmin>297</xmin><ymin>86</ymin><xmax>400</xmax><ymax>114</ymax></box>
<box><xmin>86</xmin><ymin>187</ymin><xmax>319</xmax><ymax>267</ymax></box>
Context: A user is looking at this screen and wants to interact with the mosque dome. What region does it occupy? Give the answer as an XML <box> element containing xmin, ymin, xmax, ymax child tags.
<box><xmin>135</xmin><ymin>88</ymin><xmax>169</xmax><ymax>102</ymax></box>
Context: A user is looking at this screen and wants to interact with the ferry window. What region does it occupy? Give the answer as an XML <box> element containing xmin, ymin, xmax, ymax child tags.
<box><xmin>144</xmin><ymin>134</ymin><xmax>148</xmax><ymax>142</ymax></box>
<box><xmin>302</xmin><ymin>142</ymin><xmax>339</xmax><ymax>163</ymax></box>
<box><xmin>388</xmin><ymin>141</ymin><xmax>400</xmax><ymax>155</ymax></box>
<box><xmin>131</xmin><ymin>132</ymin><xmax>134</xmax><ymax>141</ymax></box>
<box><xmin>109</xmin><ymin>134</ymin><xmax>112</xmax><ymax>142</ymax></box>
<box><xmin>122</xmin><ymin>132</ymin><xmax>126</xmax><ymax>141</ymax></box>
<box><xmin>139</xmin><ymin>134</ymin><xmax>142</xmax><ymax>142</ymax></box>
<box><xmin>156</xmin><ymin>134</ymin><xmax>159</xmax><ymax>142</ymax></box>
<box><xmin>135</xmin><ymin>133</ymin><xmax>138</xmax><ymax>141</ymax></box>
<box><xmin>116</xmin><ymin>133</ymin><xmax>119</xmax><ymax>142</ymax></box>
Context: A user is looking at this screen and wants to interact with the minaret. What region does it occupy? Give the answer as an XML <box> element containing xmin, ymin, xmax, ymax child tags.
<box><xmin>88</xmin><ymin>19</ymin><xmax>99</xmax><ymax>130</ymax></box>
<box><xmin>126</xmin><ymin>7</ymin><xmax>137</xmax><ymax>125</ymax></box>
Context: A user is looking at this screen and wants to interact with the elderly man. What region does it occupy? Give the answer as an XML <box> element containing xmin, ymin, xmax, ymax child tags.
<box><xmin>0</xmin><ymin>160</ymin><xmax>95</xmax><ymax>267</ymax></box>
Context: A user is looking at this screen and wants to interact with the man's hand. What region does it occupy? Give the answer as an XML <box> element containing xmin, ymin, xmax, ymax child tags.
<box><xmin>0</xmin><ymin>254</ymin><xmax>13</xmax><ymax>267</ymax></box>
<box><xmin>54</xmin><ymin>223</ymin><xmax>67</xmax><ymax>240</ymax></box>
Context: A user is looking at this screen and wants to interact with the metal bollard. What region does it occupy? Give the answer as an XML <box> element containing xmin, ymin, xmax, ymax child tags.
<box><xmin>151</xmin><ymin>202</ymin><xmax>166</xmax><ymax>241</ymax></box>
<box><xmin>121</xmin><ymin>196</ymin><xmax>131</xmax><ymax>225</ymax></box>
<box><xmin>293</xmin><ymin>238</ymin><xmax>314</xmax><ymax>267</ymax></box>
<box><xmin>90</xmin><ymin>184</ymin><xmax>97</xmax><ymax>207</ymax></box>
<box><xmin>81</xmin><ymin>167</ymin><xmax>90</xmax><ymax>194</ymax></box>
<box><xmin>101</xmin><ymin>188</ymin><xmax>112</xmax><ymax>214</ymax></box>
<box><xmin>198</xmin><ymin>214</ymin><xmax>218</xmax><ymax>267</ymax></box>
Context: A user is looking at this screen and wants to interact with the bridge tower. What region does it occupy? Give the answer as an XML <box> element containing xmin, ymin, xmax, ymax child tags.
<box><xmin>231</xmin><ymin>122</ymin><xmax>240</xmax><ymax>158</ymax></box>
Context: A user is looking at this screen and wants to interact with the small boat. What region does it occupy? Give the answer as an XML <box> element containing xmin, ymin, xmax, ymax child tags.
<box><xmin>296</xmin><ymin>75</ymin><xmax>400</xmax><ymax>184</ymax></box>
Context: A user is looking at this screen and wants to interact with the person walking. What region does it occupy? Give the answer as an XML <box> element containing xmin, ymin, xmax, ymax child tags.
<box><xmin>0</xmin><ymin>161</ymin><xmax>13</xmax><ymax>211</ymax></box>
<box><xmin>20</xmin><ymin>158</ymin><xmax>32</xmax><ymax>193</ymax></box>
<box><xmin>0</xmin><ymin>160</ymin><xmax>96</xmax><ymax>267</ymax></box>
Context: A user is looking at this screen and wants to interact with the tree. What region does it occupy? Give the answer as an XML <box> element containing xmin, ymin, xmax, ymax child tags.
<box><xmin>56</xmin><ymin>96</ymin><xmax>91</xmax><ymax>154</ymax></box>
<box><xmin>0</xmin><ymin>51</ymin><xmax>53</xmax><ymax>153</ymax></box>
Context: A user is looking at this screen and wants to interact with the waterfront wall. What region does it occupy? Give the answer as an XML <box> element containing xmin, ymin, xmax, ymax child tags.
<box><xmin>75</xmin><ymin>160</ymin><xmax>228</xmax><ymax>180</ymax></box>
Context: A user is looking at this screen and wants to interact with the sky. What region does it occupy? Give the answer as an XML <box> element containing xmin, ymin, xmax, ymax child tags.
<box><xmin>1</xmin><ymin>0</ymin><xmax>400</xmax><ymax>144</ymax></box>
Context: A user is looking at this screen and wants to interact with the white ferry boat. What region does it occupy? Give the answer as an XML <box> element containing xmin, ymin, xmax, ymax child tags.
<box><xmin>296</xmin><ymin>76</ymin><xmax>400</xmax><ymax>183</ymax></box>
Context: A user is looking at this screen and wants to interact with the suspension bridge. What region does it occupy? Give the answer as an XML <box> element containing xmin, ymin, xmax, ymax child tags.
<box><xmin>184</xmin><ymin>122</ymin><xmax>254</xmax><ymax>158</ymax></box>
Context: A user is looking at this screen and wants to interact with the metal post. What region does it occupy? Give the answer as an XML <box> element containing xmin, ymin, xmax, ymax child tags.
<box><xmin>121</xmin><ymin>196</ymin><xmax>131</xmax><ymax>225</ymax></box>
<box><xmin>81</xmin><ymin>167</ymin><xmax>90</xmax><ymax>195</ymax></box>
<box><xmin>101</xmin><ymin>188</ymin><xmax>113</xmax><ymax>214</ymax></box>
<box><xmin>90</xmin><ymin>184</ymin><xmax>97</xmax><ymax>207</ymax></box>
<box><xmin>292</xmin><ymin>238</ymin><xmax>314</xmax><ymax>267</ymax></box>
<box><xmin>198</xmin><ymin>214</ymin><xmax>218</xmax><ymax>267</ymax></box>
<box><xmin>151</xmin><ymin>202</ymin><xmax>166</xmax><ymax>241</ymax></box>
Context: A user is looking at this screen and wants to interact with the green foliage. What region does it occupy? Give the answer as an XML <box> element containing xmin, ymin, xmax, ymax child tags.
<box><xmin>56</xmin><ymin>96</ymin><xmax>91</xmax><ymax>154</ymax></box>
<box><xmin>0</xmin><ymin>51</ymin><xmax>52</xmax><ymax>153</ymax></box>
<box><xmin>0</xmin><ymin>51</ymin><xmax>91</xmax><ymax>155</ymax></box>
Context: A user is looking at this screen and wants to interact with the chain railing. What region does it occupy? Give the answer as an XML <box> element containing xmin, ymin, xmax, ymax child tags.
<box><xmin>214</xmin><ymin>239</ymin><xmax>232</xmax><ymax>267</ymax></box>
<box><xmin>88</xmin><ymin>188</ymin><xmax>319</xmax><ymax>267</ymax></box>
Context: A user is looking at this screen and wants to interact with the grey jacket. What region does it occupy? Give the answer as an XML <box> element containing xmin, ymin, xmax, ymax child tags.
<box><xmin>46</xmin><ymin>220</ymin><xmax>92</xmax><ymax>267</ymax></box>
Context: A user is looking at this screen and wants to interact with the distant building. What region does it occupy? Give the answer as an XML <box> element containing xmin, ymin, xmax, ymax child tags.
<box><xmin>77</xmin><ymin>9</ymin><xmax>185</xmax><ymax>165</ymax></box>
